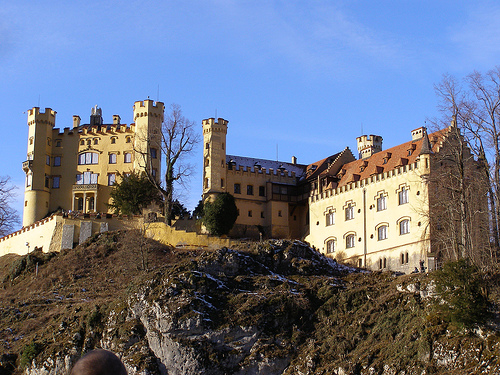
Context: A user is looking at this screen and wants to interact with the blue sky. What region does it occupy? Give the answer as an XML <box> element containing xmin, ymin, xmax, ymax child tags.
<box><xmin>2</xmin><ymin>0</ymin><xmax>500</xmax><ymax>221</ymax></box>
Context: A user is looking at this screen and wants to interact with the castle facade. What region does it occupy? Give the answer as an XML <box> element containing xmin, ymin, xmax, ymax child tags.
<box><xmin>22</xmin><ymin>100</ymin><xmax>164</xmax><ymax>227</ymax></box>
<box><xmin>201</xmin><ymin>117</ymin><xmax>478</xmax><ymax>273</ymax></box>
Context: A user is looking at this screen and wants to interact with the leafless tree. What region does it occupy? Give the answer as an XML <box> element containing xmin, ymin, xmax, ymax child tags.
<box><xmin>432</xmin><ymin>69</ymin><xmax>500</xmax><ymax>268</ymax></box>
<box><xmin>137</xmin><ymin>104</ymin><xmax>200</xmax><ymax>224</ymax></box>
<box><xmin>0</xmin><ymin>176</ymin><xmax>20</xmax><ymax>237</ymax></box>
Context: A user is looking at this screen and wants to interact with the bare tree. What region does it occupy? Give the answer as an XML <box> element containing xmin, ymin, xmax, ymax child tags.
<box><xmin>432</xmin><ymin>69</ymin><xmax>500</xmax><ymax>268</ymax></box>
<box><xmin>0</xmin><ymin>176</ymin><xmax>20</xmax><ymax>236</ymax></box>
<box><xmin>137</xmin><ymin>104</ymin><xmax>200</xmax><ymax>224</ymax></box>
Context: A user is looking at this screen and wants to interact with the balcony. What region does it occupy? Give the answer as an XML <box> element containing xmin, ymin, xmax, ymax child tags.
<box><xmin>72</xmin><ymin>184</ymin><xmax>98</xmax><ymax>191</ymax></box>
<box><xmin>22</xmin><ymin>160</ymin><xmax>33</xmax><ymax>172</ymax></box>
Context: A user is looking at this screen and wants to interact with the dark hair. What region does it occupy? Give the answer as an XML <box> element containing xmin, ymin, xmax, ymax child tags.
<box><xmin>71</xmin><ymin>349</ymin><xmax>127</xmax><ymax>375</ymax></box>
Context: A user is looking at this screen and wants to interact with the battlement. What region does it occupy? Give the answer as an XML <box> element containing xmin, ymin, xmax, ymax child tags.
<box><xmin>27</xmin><ymin>107</ymin><xmax>56</xmax><ymax>126</ymax></box>
<box><xmin>309</xmin><ymin>159</ymin><xmax>422</xmax><ymax>203</ymax></box>
<box><xmin>55</xmin><ymin>123</ymin><xmax>134</xmax><ymax>136</ymax></box>
<box><xmin>202</xmin><ymin>118</ymin><xmax>229</xmax><ymax>127</ymax></box>
<box><xmin>356</xmin><ymin>134</ymin><xmax>383</xmax><ymax>159</ymax></box>
<box><xmin>133</xmin><ymin>100</ymin><xmax>165</xmax><ymax>120</ymax></box>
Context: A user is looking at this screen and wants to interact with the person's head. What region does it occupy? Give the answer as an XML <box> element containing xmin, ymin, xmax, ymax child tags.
<box><xmin>71</xmin><ymin>349</ymin><xmax>127</xmax><ymax>375</ymax></box>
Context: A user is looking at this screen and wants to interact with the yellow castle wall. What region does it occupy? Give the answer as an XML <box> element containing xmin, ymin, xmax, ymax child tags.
<box><xmin>22</xmin><ymin>100</ymin><xmax>164</xmax><ymax>227</ymax></box>
<box><xmin>306</xmin><ymin>159</ymin><xmax>430</xmax><ymax>273</ymax></box>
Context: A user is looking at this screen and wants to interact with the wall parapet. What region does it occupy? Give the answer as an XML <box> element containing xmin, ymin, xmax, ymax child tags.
<box><xmin>309</xmin><ymin>160</ymin><xmax>422</xmax><ymax>203</ymax></box>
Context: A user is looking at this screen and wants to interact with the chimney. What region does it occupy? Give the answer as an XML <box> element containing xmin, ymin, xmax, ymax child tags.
<box><xmin>291</xmin><ymin>156</ymin><xmax>297</xmax><ymax>165</ymax></box>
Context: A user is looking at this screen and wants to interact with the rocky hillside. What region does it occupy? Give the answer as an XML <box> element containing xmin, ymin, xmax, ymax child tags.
<box><xmin>1</xmin><ymin>231</ymin><xmax>500</xmax><ymax>375</ymax></box>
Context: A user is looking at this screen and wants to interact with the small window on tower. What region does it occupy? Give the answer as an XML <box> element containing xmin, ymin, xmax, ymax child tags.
<box><xmin>111</xmin><ymin>137</ymin><xmax>116</xmax><ymax>144</ymax></box>
<box><xmin>126</xmin><ymin>136</ymin><xmax>131</xmax><ymax>143</ymax></box>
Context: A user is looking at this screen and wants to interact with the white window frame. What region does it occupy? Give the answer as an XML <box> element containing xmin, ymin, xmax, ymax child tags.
<box><xmin>400</xmin><ymin>219</ymin><xmax>410</xmax><ymax>235</ymax></box>
<box><xmin>377</xmin><ymin>194</ymin><xmax>387</xmax><ymax>211</ymax></box>
<box><xmin>326</xmin><ymin>210</ymin><xmax>335</xmax><ymax>226</ymax></box>
<box><xmin>377</xmin><ymin>225</ymin><xmax>388</xmax><ymax>241</ymax></box>
<box><xmin>399</xmin><ymin>187</ymin><xmax>409</xmax><ymax>205</ymax></box>
<box><xmin>346</xmin><ymin>234</ymin><xmax>355</xmax><ymax>248</ymax></box>
<box><xmin>345</xmin><ymin>204</ymin><xmax>354</xmax><ymax>221</ymax></box>
<box><xmin>326</xmin><ymin>239</ymin><xmax>335</xmax><ymax>253</ymax></box>
<box><xmin>108</xmin><ymin>173</ymin><xmax>116</xmax><ymax>186</ymax></box>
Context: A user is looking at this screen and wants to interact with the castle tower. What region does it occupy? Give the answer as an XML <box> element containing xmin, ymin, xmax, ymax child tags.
<box><xmin>22</xmin><ymin>107</ymin><xmax>56</xmax><ymax>226</ymax></box>
<box><xmin>133</xmin><ymin>100</ymin><xmax>165</xmax><ymax>181</ymax></box>
<box><xmin>202</xmin><ymin>117</ymin><xmax>228</xmax><ymax>201</ymax></box>
<box><xmin>356</xmin><ymin>134</ymin><xmax>383</xmax><ymax>159</ymax></box>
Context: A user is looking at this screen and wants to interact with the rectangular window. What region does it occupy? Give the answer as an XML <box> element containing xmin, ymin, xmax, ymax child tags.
<box><xmin>326</xmin><ymin>211</ymin><xmax>334</xmax><ymax>226</ymax></box>
<box><xmin>221</xmin><ymin>178</ymin><xmax>224</xmax><ymax>188</ymax></box>
<box><xmin>108</xmin><ymin>173</ymin><xmax>116</xmax><ymax>186</ymax></box>
<box><xmin>150</xmin><ymin>148</ymin><xmax>157</xmax><ymax>159</ymax></box>
<box><xmin>247</xmin><ymin>185</ymin><xmax>253</xmax><ymax>195</ymax></box>
<box><xmin>248</xmin><ymin>210</ymin><xmax>252</xmax><ymax>217</ymax></box>
<box><xmin>259</xmin><ymin>186</ymin><xmax>265</xmax><ymax>196</ymax></box>
<box><xmin>46</xmin><ymin>155</ymin><xmax>50</xmax><ymax>165</ymax></box>
<box><xmin>261</xmin><ymin>211</ymin><xmax>264</xmax><ymax>218</ymax></box>
<box><xmin>152</xmin><ymin>168</ymin><xmax>157</xmax><ymax>178</ymax></box>
<box><xmin>53</xmin><ymin>156</ymin><xmax>61</xmax><ymax>166</ymax></box>
<box><xmin>345</xmin><ymin>204</ymin><xmax>354</xmax><ymax>221</ymax></box>
<box><xmin>399</xmin><ymin>187</ymin><xmax>409</xmax><ymax>205</ymax></box>
<box><xmin>52</xmin><ymin>176</ymin><xmax>60</xmax><ymax>188</ymax></box>
<box><xmin>377</xmin><ymin>195</ymin><xmax>386</xmax><ymax>211</ymax></box>
<box><xmin>77</xmin><ymin>172</ymin><xmax>98</xmax><ymax>185</ymax></box>
<box><xmin>109</xmin><ymin>153</ymin><xmax>117</xmax><ymax>164</ymax></box>
<box><xmin>76</xmin><ymin>174</ymin><xmax>83</xmax><ymax>185</ymax></box>
<box><xmin>45</xmin><ymin>175</ymin><xmax>49</xmax><ymax>188</ymax></box>
<box><xmin>234</xmin><ymin>183</ymin><xmax>241</xmax><ymax>194</ymax></box>
<box><xmin>124</xmin><ymin>152</ymin><xmax>132</xmax><ymax>163</ymax></box>
<box><xmin>346</xmin><ymin>234</ymin><xmax>355</xmax><ymax>248</ymax></box>
<box><xmin>278</xmin><ymin>210</ymin><xmax>282</xmax><ymax>217</ymax></box>
<box><xmin>26</xmin><ymin>174</ymin><xmax>32</xmax><ymax>187</ymax></box>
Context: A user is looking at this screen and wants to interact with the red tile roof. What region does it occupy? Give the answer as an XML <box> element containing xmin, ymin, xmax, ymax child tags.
<box><xmin>334</xmin><ymin>127</ymin><xmax>448</xmax><ymax>188</ymax></box>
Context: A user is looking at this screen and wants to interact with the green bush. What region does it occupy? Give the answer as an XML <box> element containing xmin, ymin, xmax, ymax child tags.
<box><xmin>432</xmin><ymin>259</ymin><xmax>490</xmax><ymax>328</ymax></box>
<box><xmin>20</xmin><ymin>341</ymin><xmax>42</xmax><ymax>369</ymax></box>
<box><xmin>202</xmin><ymin>193</ymin><xmax>238</xmax><ymax>236</ymax></box>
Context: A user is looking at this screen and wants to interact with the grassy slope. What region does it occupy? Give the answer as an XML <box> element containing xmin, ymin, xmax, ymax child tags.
<box><xmin>1</xmin><ymin>232</ymin><xmax>500</xmax><ymax>375</ymax></box>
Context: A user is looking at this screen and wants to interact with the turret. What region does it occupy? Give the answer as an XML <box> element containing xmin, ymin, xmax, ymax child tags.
<box><xmin>133</xmin><ymin>100</ymin><xmax>165</xmax><ymax>180</ymax></box>
<box><xmin>356</xmin><ymin>134</ymin><xmax>382</xmax><ymax>159</ymax></box>
<box><xmin>22</xmin><ymin>107</ymin><xmax>56</xmax><ymax>226</ymax></box>
<box><xmin>202</xmin><ymin>117</ymin><xmax>228</xmax><ymax>200</ymax></box>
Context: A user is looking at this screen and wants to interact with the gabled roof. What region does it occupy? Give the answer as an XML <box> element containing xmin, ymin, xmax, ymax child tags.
<box><xmin>335</xmin><ymin>128</ymin><xmax>448</xmax><ymax>188</ymax></box>
<box><xmin>305</xmin><ymin>148</ymin><xmax>356</xmax><ymax>181</ymax></box>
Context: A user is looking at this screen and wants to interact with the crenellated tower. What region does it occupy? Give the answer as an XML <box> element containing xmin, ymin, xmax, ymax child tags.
<box><xmin>133</xmin><ymin>100</ymin><xmax>165</xmax><ymax>181</ymax></box>
<box><xmin>356</xmin><ymin>134</ymin><xmax>383</xmax><ymax>159</ymax></box>
<box><xmin>22</xmin><ymin>107</ymin><xmax>56</xmax><ymax>227</ymax></box>
<box><xmin>202</xmin><ymin>117</ymin><xmax>228</xmax><ymax>201</ymax></box>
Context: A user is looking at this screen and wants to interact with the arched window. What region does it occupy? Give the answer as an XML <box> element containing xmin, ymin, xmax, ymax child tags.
<box><xmin>400</xmin><ymin>219</ymin><xmax>410</xmax><ymax>235</ymax></box>
<box><xmin>326</xmin><ymin>239</ymin><xmax>336</xmax><ymax>253</ymax></box>
<box><xmin>346</xmin><ymin>234</ymin><xmax>355</xmax><ymax>248</ymax></box>
<box><xmin>377</xmin><ymin>225</ymin><xmax>388</xmax><ymax>241</ymax></box>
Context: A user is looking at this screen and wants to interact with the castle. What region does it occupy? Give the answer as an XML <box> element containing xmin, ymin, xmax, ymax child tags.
<box><xmin>22</xmin><ymin>100</ymin><xmax>164</xmax><ymax>226</ymax></box>
<box><xmin>0</xmin><ymin>100</ymin><xmax>482</xmax><ymax>274</ymax></box>
<box><xmin>201</xmin><ymin>117</ymin><xmax>479</xmax><ymax>272</ymax></box>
